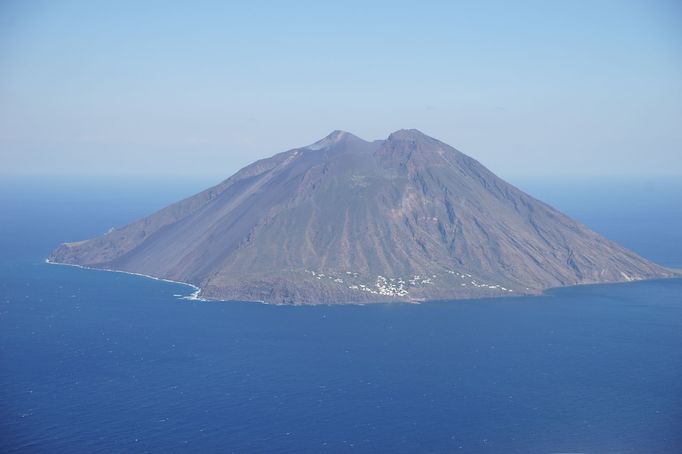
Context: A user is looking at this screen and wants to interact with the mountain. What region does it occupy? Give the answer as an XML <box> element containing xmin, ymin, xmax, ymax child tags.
<box><xmin>49</xmin><ymin>129</ymin><xmax>676</xmax><ymax>304</ymax></box>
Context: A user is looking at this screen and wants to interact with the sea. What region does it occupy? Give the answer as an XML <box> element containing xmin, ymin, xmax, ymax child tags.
<box><xmin>1</xmin><ymin>176</ymin><xmax>681</xmax><ymax>453</ymax></box>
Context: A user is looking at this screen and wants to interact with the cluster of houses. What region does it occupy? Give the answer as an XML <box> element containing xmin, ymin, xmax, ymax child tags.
<box><xmin>304</xmin><ymin>268</ymin><xmax>513</xmax><ymax>297</ymax></box>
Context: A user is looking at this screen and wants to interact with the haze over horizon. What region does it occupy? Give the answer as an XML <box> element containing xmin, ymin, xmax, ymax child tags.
<box><xmin>1</xmin><ymin>0</ymin><xmax>681</xmax><ymax>179</ymax></box>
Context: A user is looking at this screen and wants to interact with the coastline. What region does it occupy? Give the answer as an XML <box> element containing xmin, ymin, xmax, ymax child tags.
<box><xmin>45</xmin><ymin>259</ymin><xmax>203</xmax><ymax>301</ymax></box>
<box><xmin>44</xmin><ymin>258</ymin><xmax>681</xmax><ymax>307</ymax></box>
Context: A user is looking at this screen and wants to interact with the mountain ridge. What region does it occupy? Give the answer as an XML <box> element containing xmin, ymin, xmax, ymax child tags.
<box><xmin>49</xmin><ymin>129</ymin><xmax>677</xmax><ymax>304</ymax></box>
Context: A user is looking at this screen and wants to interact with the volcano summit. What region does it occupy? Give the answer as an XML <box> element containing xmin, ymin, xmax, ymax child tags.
<box><xmin>49</xmin><ymin>129</ymin><xmax>675</xmax><ymax>304</ymax></box>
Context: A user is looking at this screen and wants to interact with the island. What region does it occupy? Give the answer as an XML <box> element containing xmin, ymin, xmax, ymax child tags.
<box><xmin>49</xmin><ymin>129</ymin><xmax>677</xmax><ymax>304</ymax></box>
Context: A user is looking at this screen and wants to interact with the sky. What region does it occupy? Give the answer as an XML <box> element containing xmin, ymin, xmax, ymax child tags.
<box><xmin>1</xmin><ymin>0</ymin><xmax>681</xmax><ymax>179</ymax></box>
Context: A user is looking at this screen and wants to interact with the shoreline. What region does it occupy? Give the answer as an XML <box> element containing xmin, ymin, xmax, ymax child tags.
<box><xmin>45</xmin><ymin>259</ymin><xmax>203</xmax><ymax>301</ymax></box>
<box><xmin>44</xmin><ymin>259</ymin><xmax>681</xmax><ymax>307</ymax></box>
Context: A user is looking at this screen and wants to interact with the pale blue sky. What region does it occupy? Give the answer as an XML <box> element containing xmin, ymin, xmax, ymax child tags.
<box><xmin>1</xmin><ymin>0</ymin><xmax>681</xmax><ymax>178</ymax></box>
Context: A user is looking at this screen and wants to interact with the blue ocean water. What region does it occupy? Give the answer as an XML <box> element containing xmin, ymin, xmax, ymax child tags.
<box><xmin>1</xmin><ymin>177</ymin><xmax>681</xmax><ymax>453</ymax></box>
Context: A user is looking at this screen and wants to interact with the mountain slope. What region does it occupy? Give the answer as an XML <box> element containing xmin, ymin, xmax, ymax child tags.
<box><xmin>49</xmin><ymin>129</ymin><xmax>676</xmax><ymax>304</ymax></box>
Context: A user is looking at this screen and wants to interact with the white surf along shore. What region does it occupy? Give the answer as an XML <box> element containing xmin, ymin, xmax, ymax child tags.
<box><xmin>45</xmin><ymin>259</ymin><xmax>203</xmax><ymax>301</ymax></box>
<box><xmin>45</xmin><ymin>259</ymin><xmax>409</xmax><ymax>305</ymax></box>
